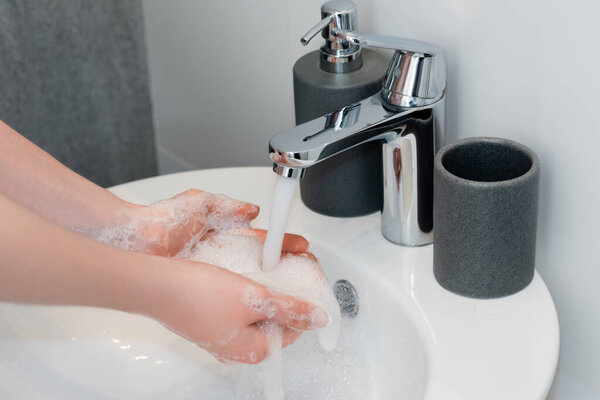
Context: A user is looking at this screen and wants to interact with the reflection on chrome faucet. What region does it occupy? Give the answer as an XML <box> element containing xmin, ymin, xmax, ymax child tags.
<box><xmin>269</xmin><ymin>32</ymin><xmax>446</xmax><ymax>247</ymax></box>
<box><xmin>303</xmin><ymin>103</ymin><xmax>362</xmax><ymax>142</ymax></box>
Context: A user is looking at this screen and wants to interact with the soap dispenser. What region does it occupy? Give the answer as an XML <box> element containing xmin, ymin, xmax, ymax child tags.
<box><xmin>294</xmin><ymin>0</ymin><xmax>389</xmax><ymax>217</ymax></box>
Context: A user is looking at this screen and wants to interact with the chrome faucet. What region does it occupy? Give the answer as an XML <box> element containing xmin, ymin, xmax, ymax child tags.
<box><xmin>269</xmin><ymin>29</ymin><xmax>446</xmax><ymax>246</ymax></box>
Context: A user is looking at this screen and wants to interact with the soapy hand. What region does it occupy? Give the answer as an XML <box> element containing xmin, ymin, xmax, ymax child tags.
<box><xmin>131</xmin><ymin>189</ymin><xmax>258</xmax><ymax>256</ymax></box>
<box><xmin>89</xmin><ymin>189</ymin><xmax>309</xmax><ymax>257</ymax></box>
<box><xmin>150</xmin><ymin>259</ymin><xmax>329</xmax><ymax>364</ymax></box>
<box><xmin>86</xmin><ymin>189</ymin><xmax>329</xmax><ymax>363</ymax></box>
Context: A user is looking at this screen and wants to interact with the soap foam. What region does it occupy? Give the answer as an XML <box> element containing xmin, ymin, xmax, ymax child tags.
<box><xmin>242</xmin><ymin>286</ymin><xmax>276</xmax><ymax>318</ymax></box>
<box><xmin>246</xmin><ymin>255</ymin><xmax>341</xmax><ymax>351</ymax></box>
<box><xmin>180</xmin><ymin>227</ymin><xmax>341</xmax><ymax>348</ymax></box>
<box><xmin>84</xmin><ymin>191</ymin><xmax>254</xmax><ymax>254</ymax></box>
<box><xmin>260</xmin><ymin>321</ymin><xmax>284</xmax><ymax>400</ymax></box>
<box><xmin>182</xmin><ymin>233</ymin><xmax>263</xmax><ymax>275</ymax></box>
<box><xmin>197</xmin><ymin>317</ymin><xmax>373</xmax><ymax>400</ymax></box>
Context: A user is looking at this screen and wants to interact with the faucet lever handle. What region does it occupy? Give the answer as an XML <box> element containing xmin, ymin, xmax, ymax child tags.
<box><xmin>331</xmin><ymin>30</ymin><xmax>444</xmax><ymax>56</ymax></box>
<box><xmin>332</xmin><ymin>29</ymin><xmax>447</xmax><ymax>108</ymax></box>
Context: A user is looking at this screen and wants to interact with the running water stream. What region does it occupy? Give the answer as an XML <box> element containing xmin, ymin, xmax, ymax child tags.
<box><xmin>260</xmin><ymin>175</ymin><xmax>299</xmax><ymax>400</ymax></box>
<box><xmin>260</xmin><ymin>175</ymin><xmax>342</xmax><ymax>399</ymax></box>
<box><xmin>262</xmin><ymin>176</ymin><xmax>298</xmax><ymax>273</ymax></box>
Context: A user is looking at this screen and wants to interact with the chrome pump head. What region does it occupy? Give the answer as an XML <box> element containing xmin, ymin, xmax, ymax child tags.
<box><xmin>300</xmin><ymin>0</ymin><xmax>362</xmax><ymax>73</ymax></box>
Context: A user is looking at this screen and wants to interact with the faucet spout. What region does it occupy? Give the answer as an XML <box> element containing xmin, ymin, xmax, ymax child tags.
<box><xmin>270</xmin><ymin>95</ymin><xmax>410</xmax><ymax>169</ymax></box>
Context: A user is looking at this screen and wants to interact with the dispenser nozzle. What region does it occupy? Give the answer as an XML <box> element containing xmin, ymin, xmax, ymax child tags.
<box><xmin>299</xmin><ymin>0</ymin><xmax>362</xmax><ymax>73</ymax></box>
<box><xmin>301</xmin><ymin>15</ymin><xmax>334</xmax><ymax>46</ymax></box>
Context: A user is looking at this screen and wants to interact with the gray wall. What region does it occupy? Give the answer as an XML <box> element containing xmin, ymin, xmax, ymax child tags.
<box><xmin>0</xmin><ymin>0</ymin><xmax>156</xmax><ymax>187</ymax></box>
<box><xmin>143</xmin><ymin>1</ymin><xmax>600</xmax><ymax>398</ymax></box>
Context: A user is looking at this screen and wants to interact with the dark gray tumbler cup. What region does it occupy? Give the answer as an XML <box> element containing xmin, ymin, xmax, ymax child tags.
<box><xmin>433</xmin><ymin>137</ymin><xmax>540</xmax><ymax>298</ymax></box>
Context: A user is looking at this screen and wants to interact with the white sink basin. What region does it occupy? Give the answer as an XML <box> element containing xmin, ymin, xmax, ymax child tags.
<box><xmin>0</xmin><ymin>167</ymin><xmax>559</xmax><ymax>399</ymax></box>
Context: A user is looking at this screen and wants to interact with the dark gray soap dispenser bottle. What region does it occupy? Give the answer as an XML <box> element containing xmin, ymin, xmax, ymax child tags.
<box><xmin>294</xmin><ymin>0</ymin><xmax>389</xmax><ymax>217</ymax></box>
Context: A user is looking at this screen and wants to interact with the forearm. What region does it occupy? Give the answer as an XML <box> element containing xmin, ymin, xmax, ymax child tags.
<box><xmin>0</xmin><ymin>194</ymin><xmax>327</xmax><ymax>364</ymax></box>
<box><xmin>0</xmin><ymin>120</ymin><xmax>135</xmax><ymax>230</ymax></box>
<box><xmin>0</xmin><ymin>193</ymin><xmax>168</xmax><ymax>315</ymax></box>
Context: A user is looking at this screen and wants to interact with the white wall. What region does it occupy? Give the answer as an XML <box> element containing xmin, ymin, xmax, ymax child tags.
<box><xmin>144</xmin><ymin>0</ymin><xmax>347</xmax><ymax>172</ymax></box>
<box><xmin>143</xmin><ymin>0</ymin><xmax>600</xmax><ymax>398</ymax></box>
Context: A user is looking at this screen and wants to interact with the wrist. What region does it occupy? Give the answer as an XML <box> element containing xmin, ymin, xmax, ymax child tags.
<box><xmin>103</xmin><ymin>196</ymin><xmax>141</xmax><ymax>226</ymax></box>
<box><xmin>114</xmin><ymin>253</ymin><xmax>192</xmax><ymax>320</ymax></box>
<box><xmin>78</xmin><ymin>197</ymin><xmax>146</xmax><ymax>248</ymax></box>
<box><xmin>91</xmin><ymin>249</ymin><xmax>168</xmax><ymax>317</ymax></box>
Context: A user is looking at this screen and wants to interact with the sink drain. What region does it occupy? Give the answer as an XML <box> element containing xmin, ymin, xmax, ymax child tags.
<box><xmin>333</xmin><ymin>280</ymin><xmax>359</xmax><ymax>318</ymax></box>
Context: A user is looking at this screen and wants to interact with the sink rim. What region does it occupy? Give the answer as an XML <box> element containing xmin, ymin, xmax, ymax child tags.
<box><xmin>109</xmin><ymin>166</ymin><xmax>559</xmax><ymax>400</ymax></box>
